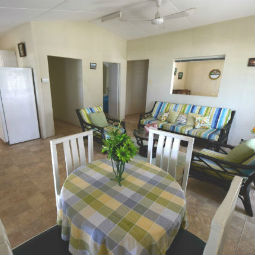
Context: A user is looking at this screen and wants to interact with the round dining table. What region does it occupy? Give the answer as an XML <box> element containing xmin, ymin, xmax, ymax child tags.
<box><xmin>57</xmin><ymin>159</ymin><xmax>186</xmax><ymax>255</ymax></box>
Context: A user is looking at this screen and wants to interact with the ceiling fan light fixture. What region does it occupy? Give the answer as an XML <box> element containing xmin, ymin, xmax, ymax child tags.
<box><xmin>101</xmin><ymin>11</ymin><xmax>122</xmax><ymax>22</ymax></box>
<box><xmin>151</xmin><ymin>17</ymin><xmax>164</xmax><ymax>25</ymax></box>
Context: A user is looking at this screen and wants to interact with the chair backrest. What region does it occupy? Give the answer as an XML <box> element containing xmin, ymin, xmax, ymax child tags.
<box><xmin>148</xmin><ymin>128</ymin><xmax>194</xmax><ymax>192</ymax></box>
<box><xmin>203</xmin><ymin>176</ymin><xmax>243</xmax><ymax>255</ymax></box>
<box><xmin>50</xmin><ymin>131</ymin><xmax>93</xmax><ymax>206</ymax></box>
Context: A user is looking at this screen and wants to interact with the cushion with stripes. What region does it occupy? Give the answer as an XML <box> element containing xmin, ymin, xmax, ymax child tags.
<box><xmin>188</xmin><ymin>128</ymin><xmax>221</xmax><ymax>141</ymax></box>
<box><xmin>80</xmin><ymin>105</ymin><xmax>103</xmax><ymax>124</ymax></box>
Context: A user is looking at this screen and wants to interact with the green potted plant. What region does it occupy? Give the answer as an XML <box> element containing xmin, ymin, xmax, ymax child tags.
<box><xmin>102</xmin><ymin>126</ymin><xmax>137</xmax><ymax>186</ymax></box>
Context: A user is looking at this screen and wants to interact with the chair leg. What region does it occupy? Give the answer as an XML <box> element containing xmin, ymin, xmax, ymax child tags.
<box><xmin>241</xmin><ymin>182</ymin><xmax>253</xmax><ymax>217</ymax></box>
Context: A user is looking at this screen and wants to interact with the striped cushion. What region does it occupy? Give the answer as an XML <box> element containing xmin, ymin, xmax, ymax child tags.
<box><xmin>162</xmin><ymin>123</ymin><xmax>193</xmax><ymax>135</ymax></box>
<box><xmin>199</xmin><ymin>106</ymin><xmax>232</xmax><ymax>129</ymax></box>
<box><xmin>80</xmin><ymin>105</ymin><xmax>103</xmax><ymax>124</ymax></box>
<box><xmin>169</xmin><ymin>103</ymin><xmax>183</xmax><ymax>113</ymax></box>
<box><xmin>188</xmin><ymin>128</ymin><xmax>221</xmax><ymax>141</ymax></box>
<box><xmin>180</xmin><ymin>104</ymin><xmax>201</xmax><ymax>114</ymax></box>
<box><xmin>151</xmin><ymin>102</ymin><xmax>173</xmax><ymax>118</ymax></box>
<box><xmin>151</xmin><ymin>102</ymin><xmax>163</xmax><ymax>118</ymax></box>
<box><xmin>140</xmin><ymin>117</ymin><xmax>167</xmax><ymax>128</ymax></box>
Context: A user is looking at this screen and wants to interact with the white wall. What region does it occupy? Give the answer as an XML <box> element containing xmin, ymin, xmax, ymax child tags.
<box><xmin>127</xmin><ymin>16</ymin><xmax>255</xmax><ymax>145</ymax></box>
<box><xmin>48</xmin><ymin>56</ymin><xmax>83</xmax><ymax>126</ymax></box>
<box><xmin>126</xmin><ymin>60</ymin><xmax>149</xmax><ymax>115</ymax></box>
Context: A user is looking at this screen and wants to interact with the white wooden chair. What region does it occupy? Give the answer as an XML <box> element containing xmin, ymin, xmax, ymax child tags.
<box><xmin>203</xmin><ymin>175</ymin><xmax>243</xmax><ymax>254</ymax></box>
<box><xmin>50</xmin><ymin>130</ymin><xmax>93</xmax><ymax>207</ymax></box>
<box><xmin>0</xmin><ymin>219</ymin><xmax>13</xmax><ymax>255</ymax></box>
<box><xmin>166</xmin><ymin>176</ymin><xmax>243</xmax><ymax>255</ymax></box>
<box><xmin>147</xmin><ymin>128</ymin><xmax>194</xmax><ymax>192</ymax></box>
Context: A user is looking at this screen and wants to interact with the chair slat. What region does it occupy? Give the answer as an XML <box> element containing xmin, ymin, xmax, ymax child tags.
<box><xmin>78</xmin><ymin>136</ymin><xmax>86</xmax><ymax>166</ymax></box>
<box><xmin>70</xmin><ymin>139</ymin><xmax>79</xmax><ymax>169</ymax></box>
<box><xmin>63</xmin><ymin>141</ymin><xmax>73</xmax><ymax>175</ymax></box>
<box><xmin>182</xmin><ymin>140</ymin><xmax>194</xmax><ymax>193</ymax></box>
<box><xmin>50</xmin><ymin>141</ymin><xmax>61</xmax><ymax>203</ymax></box>
<box><xmin>147</xmin><ymin>131</ymin><xmax>154</xmax><ymax>164</ymax></box>
<box><xmin>156</xmin><ymin>135</ymin><xmax>165</xmax><ymax>168</ymax></box>
<box><xmin>87</xmin><ymin>132</ymin><xmax>93</xmax><ymax>163</ymax></box>
<box><xmin>162</xmin><ymin>136</ymin><xmax>172</xmax><ymax>172</ymax></box>
<box><xmin>168</xmin><ymin>138</ymin><xmax>180</xmax><ymax>179</ymax></box>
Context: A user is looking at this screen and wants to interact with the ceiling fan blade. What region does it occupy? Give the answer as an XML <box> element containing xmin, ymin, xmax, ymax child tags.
<box><xmin>121</xmin><ymin>18</ymin><xmax>152</xmax><ymax>22</ymax></box>
<box><xmin>164</xmin><ymin>8</ymin><xmax>196</xmax><ymax>20</ymax></box>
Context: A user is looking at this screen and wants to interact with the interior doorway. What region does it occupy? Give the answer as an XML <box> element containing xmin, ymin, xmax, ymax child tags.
<box><xmin>103</xmin><ymin>62</ymin><xmax>120</xmax><ymax>120</ymax></box>
<box><xmin>48</xmin><ymin>56</ymin><xmax>83</xmax><ymax>127</ymax></box>
<box><xmin>126</xmin><ymin>60</ymin><xmax>149</xmax><ymax>116</ymax></box>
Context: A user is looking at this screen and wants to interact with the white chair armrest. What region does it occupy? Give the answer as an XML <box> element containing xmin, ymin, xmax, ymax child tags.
<box><xmin>0</xmin><ymin>220</ymin><xmax>13</xmax><ymax>255</ymax></box>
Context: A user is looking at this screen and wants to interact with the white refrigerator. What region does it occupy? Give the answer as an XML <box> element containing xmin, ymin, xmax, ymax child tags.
<box><xmin>0</xmin><ymin>67</ymin><xmax>40</xmax><ymax>144</ymax></box>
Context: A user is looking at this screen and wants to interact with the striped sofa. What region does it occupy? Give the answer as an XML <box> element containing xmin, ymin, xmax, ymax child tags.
<box><xmin>138</xmin><ymin>101</ymin><xmax>235</xmax><ymax>149</ymax></box>
<box><xmin>76</xmin><ymin>105</ymin><xmax>126</xmax><ymax>143</ymax></box>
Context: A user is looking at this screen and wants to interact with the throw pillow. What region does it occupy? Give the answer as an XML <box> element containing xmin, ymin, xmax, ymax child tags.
<box><xmin>186</xmin><ymin>113</ymin><xmax>200</xmax><ymax>127</ymax></box>
<box><xmin>167</xmin><ymin>111</ymin><xmax>179</xmax><ymax>123</ymax></box>
<box><xmin>195</xmin><ymin>116</ymin><xmax>211</xmax><ymax>129</ymax></box>
<box><xmin>157</xmin><ymin>112</ymin><xmax>168</xmax><ymax>122</ymax></box>
<box><xmin>225</xmin><ymin>139</ymin><xmax>255</xmax><ymax>163</ymax></box>
<box><xmin>89</xmin><ymin>112</ymin><xmax>108</xmax><ymax>128</ymax></box>
<box><xmin>176</xmin><ymin>113</ymin><xmax>187</xmax><ymax>125</ymax></box>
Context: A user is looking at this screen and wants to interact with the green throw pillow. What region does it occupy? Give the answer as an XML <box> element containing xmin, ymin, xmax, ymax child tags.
<box><xmin>186</xmin><ymin>113</ymin><xmax>199</xmax><ymax>127</ymax></box>
<box><xmin>167</xmin><ymin>111</ymin><xmax>179</xmax><ymax>123</ymax></box>
<box><xmin>225</xmin><ymin>139</ymin><xmax>255</xmax><ymax>163</ymax></box>
<box><xmin>89</xmin><ymin>112</ymin><xmax>108</xmax><ymax>128</ymax></box>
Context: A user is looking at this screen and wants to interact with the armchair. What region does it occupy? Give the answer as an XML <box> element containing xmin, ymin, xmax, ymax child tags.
<box><xmin>190</xmin><ymin>145</ymin><xmax>255</xmax><ymax>216</ymax></box>
<box><xmin>76</xmin><ymin>108</ymin><xmax>126</xmax><ymax>144</ymax></box>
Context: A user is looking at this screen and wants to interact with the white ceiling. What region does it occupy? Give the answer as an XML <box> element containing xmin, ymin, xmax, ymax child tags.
<box><xmin>0</xmin><ymin>0</ymin><xmax>254</xmax><ymax>39</ymax></box>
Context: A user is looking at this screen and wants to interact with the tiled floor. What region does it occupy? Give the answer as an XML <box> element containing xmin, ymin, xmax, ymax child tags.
<box><xmin>0</xmin><ymin>114</ymin><xmax>254</xmax><ymax>254</ymax></box>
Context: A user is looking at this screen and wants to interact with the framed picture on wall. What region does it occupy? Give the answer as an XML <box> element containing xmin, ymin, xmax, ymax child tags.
<box><xmin>18</xmin><ymin>42</ymin><xmax>26</xmax><ymax>57</ymax></box>
<box><xmin>178</xmin><ymin>72</ymin><xmax>183</xmax><ymax>79</ymax></box>
<box><xmin>248</xmin><ymin>58</ymin><xmax>255</xmax><ymax>67</ymax></box>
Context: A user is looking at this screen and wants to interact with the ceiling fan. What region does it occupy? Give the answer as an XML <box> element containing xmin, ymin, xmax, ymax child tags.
<box><xmin>100</xmin><ymin>0</ymin><xmax>196</xmax><ymax>25</ymax></box>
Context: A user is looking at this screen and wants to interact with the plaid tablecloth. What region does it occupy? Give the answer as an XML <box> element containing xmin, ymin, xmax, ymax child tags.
<box><xmin>57</xmin><ymin>159</ymin><xmax>186</xmax><ymax>255</ymax></box>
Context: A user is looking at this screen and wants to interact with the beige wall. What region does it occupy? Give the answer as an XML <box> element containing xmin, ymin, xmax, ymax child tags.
<box><xmin>48</xmin><ymin>56</ymin><xmax>83</xmax><ymax>126</ymax></box>
<box><xmin>173</xmin><ymin>60</ymin><xmax>224</xmax><ymax>97</ymax></box>
<box><xmin>0</xmin><ymin>20</ymin><xmax>127</xmax><ymax>138</ymax></box>
<box><xmin>30</xmin><ymin>20</ymin><xmax>127</xmax><ymax>137</ymax></box>
<box><xmin>127</xmin><ymin>16</ymin><xmax>255</xmax><ymax>145</ymax></box>
<box><xmin>173</xmin><ymin>62</ymin><xmax>187</xmax><ymax>90</ymax></box>
<box><xmin>126</xmin><ymin>60</ymin><xmax>149</xmax><ymax>115</ymax></box>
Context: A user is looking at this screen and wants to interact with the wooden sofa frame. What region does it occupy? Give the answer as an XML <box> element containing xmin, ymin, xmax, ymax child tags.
<box><xmin>76</xmin><ymin>109</ymin><xmax>126</xmax><ymax>144</ymax></box>
<box><xmin>190</xmin><ymin>144</ymin><xmax>255</xmax><ymax>217</ymax></box>
<box><xmin>138</xmin><ymin>102</ymin><xmax>236</xmax><ymax>151</ymax></box>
